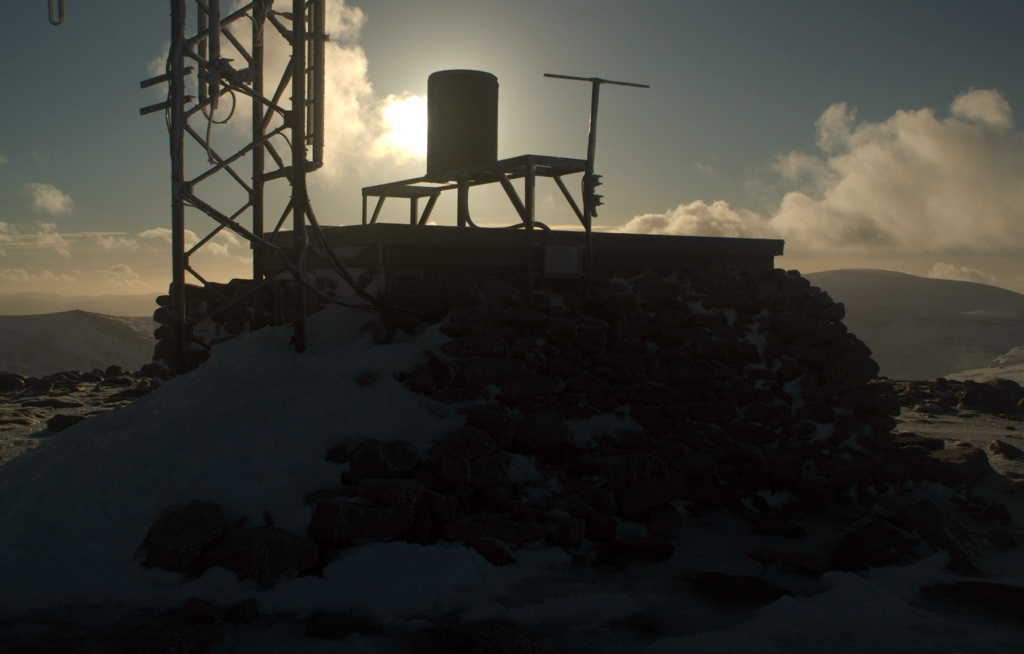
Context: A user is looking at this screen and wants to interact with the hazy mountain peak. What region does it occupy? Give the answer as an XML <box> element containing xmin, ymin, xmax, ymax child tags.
<box><xmin>0</xmin><ymin>311</ymin><xmax>156</xmax><ymax>377</ymax></box>
<box><xmin>806</xmin><ymin>269</ymin><xmax>1024</xmax><ymax>380</ymax></box>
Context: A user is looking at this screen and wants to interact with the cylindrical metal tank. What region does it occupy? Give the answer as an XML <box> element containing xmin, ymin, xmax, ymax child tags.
<box><xmin>427</xmin><ymin>70</ymin><xmax>498</xmax><ymax>178</ymax></box>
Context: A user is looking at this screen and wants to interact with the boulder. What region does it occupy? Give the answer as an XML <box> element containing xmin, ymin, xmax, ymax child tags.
<box><xmin>46</xmin><ymin>414</ymin><xmax>88</xmax><ymax>432</ymax></box>
<box><xmin>142</xmin><ymin>500</ymin><xmax>227</xmax><ymax>574</ymax></box>
<box><xmin>199</xmin><ymin>526</ymin><xmax>317</xmax><ymax>588</ymax></box>
<box><xmin>346</xmin><ymin>439</ymin><xmax>422</xmax><ymax>483</ymax></box>
<box><xmin>684</xmin><ymin>571</ymin><xmax>793</xmax><ymax>606</ymax></box>
<box><xmin>922</xmin><ymin>581</ymin><xmax>1024</xmax><ymax>622</ymax></box>
<box><xmin>308</xmin><ymin>500</ymin><xmax>417</xmax><ymax>545</ymax></box>
<box><xmin>0</xmin><ymin>373</ymin><xmax>26</xmax><ymax>393</ymax></box>
<box><xmin>916</xmin><ymin>446</ymin><xmax>993</xmax><ymax>488</ymax></box>
<box><xmin>829</xmin><ymin>519</ymin><xmax>918</xmax><ymax>571</ymax></box>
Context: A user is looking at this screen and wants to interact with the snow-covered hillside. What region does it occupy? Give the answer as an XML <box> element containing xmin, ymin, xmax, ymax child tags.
<box><xmin>0</xmin><ymin>310</ymin><xmax>156</xmax><ymax>377</ymax></box>
<box><xmin>806</xmin><ymin>269</ymin><xmax>1024</xmax><ymax>380</ymax></box>
<box><xmin>947</xmin><ymin>346</ymin><xmax>1024</xmax><ymax>384</ymax></box>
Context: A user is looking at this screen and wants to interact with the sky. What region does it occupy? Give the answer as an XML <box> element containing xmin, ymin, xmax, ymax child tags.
<box><xmin>2</xmin><ymin>1</ymin><xmax>1024</xmax><ymax>297</ymax></box>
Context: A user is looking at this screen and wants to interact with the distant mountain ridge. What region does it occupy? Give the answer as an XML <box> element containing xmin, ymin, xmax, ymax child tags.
<box><xmin>0</xmin><ymin>292</ymin><xmax>157</xmax><ymax>317</ymax></box>
<box><xmin>805</xmin><ymin>269</ymin><xmax>1024</xmax><ymax>381</ymax></box>
<box><xmin>0</xmin><ymin>310</ymin><xmax>156</xmax><ymax>378</ymax></box>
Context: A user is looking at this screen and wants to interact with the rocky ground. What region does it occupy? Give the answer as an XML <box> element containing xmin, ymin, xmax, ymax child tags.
<box><xmin>0</xmin><ymin>367</ymin><xmax>153</xmax><ymax>464</ymax></box>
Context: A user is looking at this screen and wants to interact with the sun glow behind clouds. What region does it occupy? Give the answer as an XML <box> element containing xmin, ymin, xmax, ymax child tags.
<box><xmin>376</xmin><ymin>94</ymin><xmax>428</xmax><ymax>161</ymax></box>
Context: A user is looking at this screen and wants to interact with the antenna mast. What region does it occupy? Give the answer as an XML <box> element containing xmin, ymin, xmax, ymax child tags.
<box><xmin>141</xmin><ymin>0</ymin><xmax>327</xmax><ymax>375</ymax></box>
<box><xmin>543</xmin><ymin>74</ymin><xmax>649</xmax><ymax>229</ymax></box>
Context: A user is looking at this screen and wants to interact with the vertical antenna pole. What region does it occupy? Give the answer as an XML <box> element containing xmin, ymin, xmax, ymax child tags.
<box><xmin>543</xmin><ymin>73</ymin><xmax>649</xmax><ymax>226</ymax></box>
<box><xmin>583</xmin><ymin>80</ymin><xmax>601</xmax><ymax>231</ymax></box>
<box><xmin>251</xmin><ymin>0</ymin><xmax>266</xmax><ymax>327</ymax></box>
<box><xmin>170</xmin><ymin>0</ymin><xmax>188</xmax><ymax>375</ymax></box>
<box><xmin>290</xmin><ymin>0</ymin><xmax>308</xmax><ymax>352</ymax></box>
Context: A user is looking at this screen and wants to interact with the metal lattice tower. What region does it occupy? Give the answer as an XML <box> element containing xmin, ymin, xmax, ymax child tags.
<box><xmin>142</xmin><ymin>0</ymin><xmax>326</xmax><ymax>374</ymax></box>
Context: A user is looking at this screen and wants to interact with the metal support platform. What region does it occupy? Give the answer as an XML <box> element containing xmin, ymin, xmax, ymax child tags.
<box><xmin>361</xmin><ymin>155</ymin><xmax>588</xmax><ymax>228</ymax></box>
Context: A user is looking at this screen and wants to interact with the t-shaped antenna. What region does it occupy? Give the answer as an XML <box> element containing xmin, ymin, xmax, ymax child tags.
<box><xmin>544</xmin><ymin>74</ymin><xmax>649</xmax><ymax>226</ymax></box>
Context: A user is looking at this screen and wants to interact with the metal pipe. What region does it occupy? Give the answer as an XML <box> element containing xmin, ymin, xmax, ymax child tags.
<box><xmin>311</xmin><ymin>0</ymin><xmax>326</xmax><ymax>168</ymax></box>
<box><xmin>457</xmin><ymin>177</ymin><xmax>470</xmax><ymax>227</ymax></box>
<box><xmin>48</xmin><ymin>0</ymin><xmax>65</xmax><ymax>25</ymax></box>
<box><xmin>418</xmin><ymin>195</ymin><xmax>439</xmax><ymax>225</ymax></box>
<box><xmin>170</xmin><ymin>0</ymin><xmax>188</xmax><ymax>375</ymax></box>
<box><xmin>290</xmin><ymin>0</ymin><xmax>308</xmax><ymax>352</ymax></box>
<box><xmin>495</xmin><ymin>172</ymin><xmax>528</xmax><ymax>223</ymax></box>
<box><xmin>209</xmin><ymin>0</ymin><xmax>221</xmax><ymax>110</ymax></box>
<box><xmin>198</xmin><ymin>6</ymin><xmax>208</xmax><ymax>106</ymax></box>
<box><xmin>252</xmin><ymin>0</ymin><xmax>266</xmax><ymax>327</ymax></box>
<box><xmin>583</xmin><ymin>81</ymin><xmax>600</xmax><ymax>228</ymax></box>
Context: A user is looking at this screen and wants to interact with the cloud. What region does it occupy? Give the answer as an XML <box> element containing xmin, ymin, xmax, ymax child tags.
<box><xmin>97</xmin><ymin>235</ymin><xmax>140</xmax><ymax>251</ymax></box>
<box><xmin>34</xmin><ymin>223</ymin><xmax>70</xmax><ymax>257</ymax></box>
<box><xmin>0</xmin><ymin>152</ymin><xmax>7</xmax><ymax>166</ymax></box>
<box><xmin>202</xmin><ymin>230</ymin><xmax>242</xmax><ymax>257</ymax></box>
<box><xmin>105</xmin><ymin>264</ymin><xmax>142</xmax><ymax>287</ymax></box>
<box><xmin>950</xmin><ymin>88</ymin><xmax>1015</xmax><ymax>131</ymax></box>
<box><xmin>193</xmin><ymin>1</ymin><xmax>426</xmax><ymax>179</ymax></box>
<box><xmin>0</xmin><ymin>268</ymin><xmax>77</xmax><ymax>283</ymax></box>
<box><xmin>0</xmin><ymin>223</ymin><xmax>14</xmax><ymax>256</ymax></box>
<box><xmin>617</xmin><ymin>200</ymin><xmax>776</xmax><ymax>239</ymax></box>
<box><xmin>620</xmin><ymin>89</ymin><xmax>1024</xmax><ymax>257</ymax></box>
<box><xmin>23</xmin><ymin>182</ymin><xmax>74</xmax><ymax>216</ymax></box>
<box><xmin>137</xmin><ymin>226</ymin><xmax>238</xmax><ymax>257</ymax></box>
<box><xmin>372</xmin><ymin>94</ymin><xmax>428</xmax><ymax>162</ymax></box>
<box><xmin>926</xmin><ymin>262</ymin><xmax>998</xmax><ymax>285</ymax></box>
<box><xmin>138</xmin><ymin>227</ymin><xmax>198</xmax><ymax>249</ymax></box>
<box><xmin>316</xmin><ymin>2</ymin><xmax>429</xmax><ymax>174</ymax></box>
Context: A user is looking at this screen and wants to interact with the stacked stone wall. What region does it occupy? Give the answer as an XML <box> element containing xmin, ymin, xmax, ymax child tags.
<box><xmin>140</xmin><ymin>265</ymin><xmax>917</xmax><ymax>581</ymax></box>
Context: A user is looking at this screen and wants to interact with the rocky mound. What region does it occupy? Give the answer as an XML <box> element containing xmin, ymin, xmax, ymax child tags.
<box><xmin>139</xmin><ymin>268</ymin><xmax>1015</xmax><ymax>591</ymax></box>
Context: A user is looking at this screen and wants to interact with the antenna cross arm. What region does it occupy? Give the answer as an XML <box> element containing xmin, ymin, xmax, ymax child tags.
<box><xmin>543</xmin><ymin>73</ymin><xmax>649</xmax><ymax>89</ymax></box>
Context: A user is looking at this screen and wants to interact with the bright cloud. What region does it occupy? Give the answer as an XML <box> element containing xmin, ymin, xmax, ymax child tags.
<box><xmin>97</xmin><ymin>235</ymin><xmax>141</xmax><ymax>251</ymax></box>
<box><xmin>138</xmin><ymin>227</ymin><xmax>199</xmax><ymax>249</ymax></box>
<box><xmin>0</xmin><ymin>152</ymin><xmax>8</xmax><ymax>166</ymax></box>
<box><xmin>202</xmin><ymin>230</ymin><xmax>242</xmax><ymax>257</ymax></box>
<box><xmin>137</xmin><ymin>226</ymin><xmax>239</xmax><ymax>257</ymax></box>
<box><xmin>0</xmin><ymin>223</ymin><xmax>13</xmax><ymax>256</ymax></box>
<box><xmin>927</xmin><ymin>262</ymin><xmax>998</xmax><ymax>285</ymax></box>
<box><xmin>373</xmin><ymin>94</ymin><xmax>428</xmax><ymax>162</ymax></box>
<box><xmin>317</xmin><ymin>1</ymin><xmax>428</xmax><ymax>174</ymax></box>
<box><xmin>204</xmin><ymin>1</ymin><xmax>426</xmax><ymax>179</ymax></box>
<box><xmin>106</xmin><ymin>263</ymin><xmax>142</xmax><ymax>287</ymax></box>
<box><xmin>34</xmin><ymin>223</ymin><xmax>70</xmax><ymax>257</ymax></box>
<box><xmin>620</xmin><ymin>89</ymin><xmax>1024</xmax><ymax>258</ymax></box>
<box><xmin>0</xmin><ymin>268</ymin><xmax>77</xmax><ymax>283</ymax></box>
<box><xmin>23</xmin><ymin>182</ymin><xmax>74</xmax><ymax>216</ymax></box>
<box><xmin>619</xmin><ymin>200</ymin><xmax>775</xmax><ymax>240</ymax></box>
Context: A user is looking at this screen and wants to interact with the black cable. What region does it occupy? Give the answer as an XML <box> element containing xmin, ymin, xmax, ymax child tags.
<box><xmin>303</xmin><ymin>199</ymin><xmax>447</xmax><ymax>319</ymax></box>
